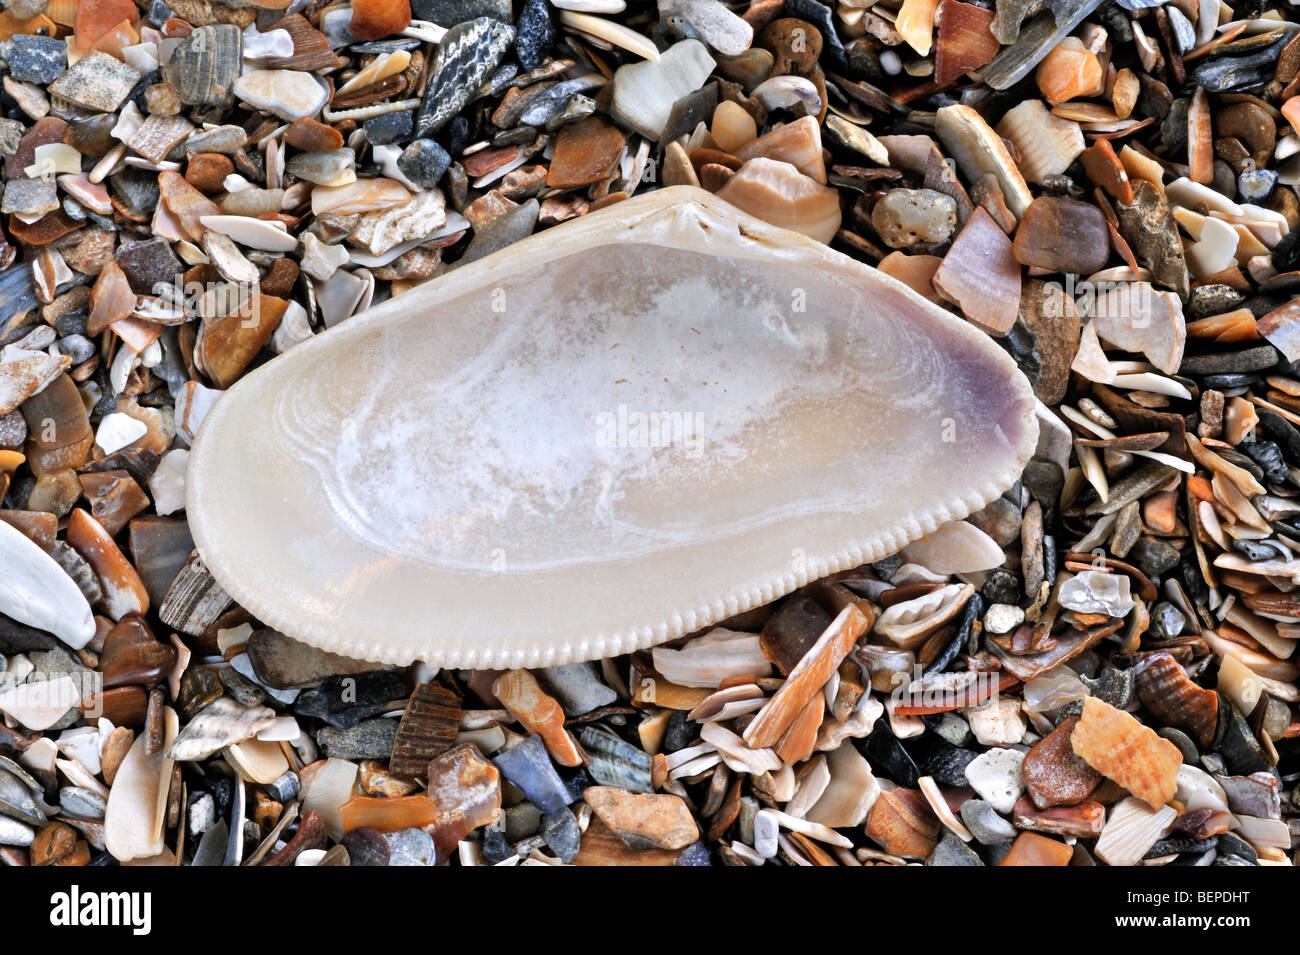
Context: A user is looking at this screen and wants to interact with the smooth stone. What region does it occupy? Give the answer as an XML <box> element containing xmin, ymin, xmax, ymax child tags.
<box><xmin>234</xmin><ymin>69</ymin><xmax>329</xmax><ymax>121</ymax></box>
<box><xmin>505</xmin><ymin>802</ymin><xmax>541</xmax><ymax>840</ymax></box>
<box><xmin>58</xmin><ymin>786</ymin><xmax>106</xmax><ymax>820</ymax></box>
<box><xmin>342</xmin><ymin>826</ymin><xmax>391</xmax><ymax>865</ymax></box>
<box><xmin>115</xmin><ymin>237</ymin><xmax>181</xmax><ymax>295</ymax></box>
<box><xmin>1012</xmin><ymin>196</ymin><xmax>1109</xmax><ymax>274</ymax></box>
<box><xmin>872</xmin><ymin>188</ymin><xmax>956</xmax><ymax>248</ymax></box>
<box><xmin>410</xmin><ymin>0</ymin><xmax>509</xmax><ymax>20</ymax></box>
<box><xmin>318</xmin><ymin>718</ymin><xmax>399</xmax><ymax>759</ymax></box>
<box><xmin>1179</xmin><ymin>345</ymin><xmax>1279</xmax><ymax>375</ymax></box>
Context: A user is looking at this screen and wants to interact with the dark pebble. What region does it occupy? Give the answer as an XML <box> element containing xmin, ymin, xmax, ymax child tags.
<box><xmin>397</xmin><ymin>138</ymin><xmax>451</xmax><ymax>188</ymax></box>
<box><xmin>981</xmin><ymin>567</ymin><xmax>1021</xmax><ymax>604</ymax></box>
<box><xmin>783</xmin><ymin>0</ymin><xmax>846</xmax><ymax>63</ymax></box>
<box><xmin>1216</xmin><ymin>831</ymin><xmax>1257</xmax><ymax>864</ymax></box>
<box><xmin>480</xmin><ymin>821</ymin><xmax>513</xmax><ymax>863</ymax></box>
<box><xmin>674</xmin><ymin>841</ymin><xmax>713</xmax><ymax>866</ymax></box>
<box><xmin>1145</xmin><ymin>836</ymin><xmax>1216</xmax><ymax>858</ymax></box>
<box><xmin>1187</xmin><ymin>284</ymin><xmax>1244</xmax><ymax>319</ymax></box>
<box><xmin>341</xmin><ymin>826</ymin><xmax>390</xmax><ymax>866</ymax></box>
<box><xmin>115</xmin><ymin>236</ymin><xmax>182</xmax><ymax>295</ymax></box>
<box><xmin>293</xmin><ymin>671</ymin><xmax>409</xmax><ymax>728</ymax></box>
<box><xmin>922</xmin><ymin>744</ymin><xmax>978</xmax><ymax>788</ymax></box>
<box><xmin>364</xmin><ymin>110</ymin><xmax>413</xmax><ymax>146</ymax></box>
<box><xmin>1158</xmin><ymin>726</ymin><xmax>1199</xmax><ymax>764</ymax></box>
<box><xmin>5</xmin><ymin>35</ymin><xmax>67</xmax><ymax>85</ymax></box>
<box><xmin>862</xmin><ymin>720</ymin><xmax>920</xmax><ymax>788</ymax></box>
<box><xmin>927</xmin><ymin>832</ymin><xmax>984</xmax><ymax>866</ymax></box>
<box><xmin>1079</xmin><ymin>666</ymin><xmax>1135</xmax><ymax>709</ymax></box>
<box><xmin>317</xmin><ymin>718</ymin><xmax>399</xmax><ymax>760</ymax></box>
<box><xmin>492</xmin><ymin>734</ymin><xmax>573</xmax><ymax>814</ymax></box>
<box><xmin>1243</xmin><ymin>439</ymin><xmax>1288</xmax><ymax>484</ymax></box>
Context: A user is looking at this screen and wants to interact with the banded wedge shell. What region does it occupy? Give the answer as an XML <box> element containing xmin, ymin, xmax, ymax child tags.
<box><xmin>187</xmin><ymin>187</ymin><xmax>1036</xmax><ymax>667</ymax></box>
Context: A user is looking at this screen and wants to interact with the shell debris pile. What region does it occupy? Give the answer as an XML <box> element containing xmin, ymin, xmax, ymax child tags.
<box><xmin>0</xmin><ymin>0</ymin><xmax>1298</xmax><ymax>868</ymax></box>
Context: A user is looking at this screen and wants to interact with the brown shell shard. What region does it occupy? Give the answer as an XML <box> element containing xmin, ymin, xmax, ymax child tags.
<box><xmin>389</xmin><ymin>682</ymin><xmax>462</xmax><ymax>778</ymax></box>
<box><xmin>1134</xmin><ymin>652</ymin><xmax>1218</xmax><ymax>748</ymax></box>
<box><xmin>864</xmin><ymin>787</ymin><xmax>940</xmax><ymax>859</ymax></box>
<box><xmin>743</xmin><ymin>604</ymin><xmax>868</xmax><ymax>749</ymax></box>
<box><xmin>1020</xmin><ymin>715</ymin><xmax>1102</xmax><ymax>809</ymax></box>
<box><xmin>1070</xmin><ymin>696</ymin><xmax>1182</xmax><ymax>810</ymax></box>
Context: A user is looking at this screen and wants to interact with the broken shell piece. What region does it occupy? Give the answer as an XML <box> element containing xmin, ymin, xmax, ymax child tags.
<box><xmin>652</xmin><ymin>628</ymin><xmax>771</xmax><ymax>688</ymax></box>
<box><xmin>804</xmin><ymin>742</ymin><xmax>878</xmax><ymax>828</ymax></box>
<box><xmin>0</xmin><ymin>518</ymin><xmax>95</xmax><ymax>649</ymax></box>
<box><xmin>996</xmin><ymin>99</ymin><xmax>1084</xmax><ymax>184</ymax></box>
<box><xmin>167</xmin><ymin>698</ymin><xmax>277</xmax><ymax>761</ymax></box>
<box><xmin>609</xmin><ymin>39</ymin><xmax>714</xmax><ymax>140</ymax></box>
<box><xmin>715</xmin><ymin>158</ymin><xmax>841</xmax><ymax>243</ymax></box>
<box><xmin>899</xmin><ymin>520</ymin><xmax>1002</xmax><ymax>574</ymax></box>
<box><xmin>1094</xmin><ymin>795</ymin><xmax>1177</xmax><ymax>867</ymax></box>
<box><xmin>933</xmin><ymin>207</ymin><xmax>1022</xmax><ymax>336</ymax></box>
<box><xmin>935</xmin><ymin>104</ymin><xmax>1032</xmax><ymax>219</ymax></box>
<box><xmin>1070</xmin><ymin>697</ymin><xmax>1181</xmax><ymax>810</ymax></box>
<box><xmin>874</xmin><ymin>583</ymin><xmax>974</xmax><ymax>649</ymax></box>
<box><xmin>66</xmin><ymin>509</ymin><xmax>148</xmax><ymax>621</ymax></box>
<box><xmin>493</xmin><ymin>670</ymin><xmax>582</xmax><ymax>767</ymax></box>
<box><xmin>103</xmin><ymin>706</ymin><xmax>176</xmax><ymax>862</ymax></box>
<box><xmin>186</xmin><ymin>187</ymin><xmax>1036</xmax><ymax>667</ymax></box>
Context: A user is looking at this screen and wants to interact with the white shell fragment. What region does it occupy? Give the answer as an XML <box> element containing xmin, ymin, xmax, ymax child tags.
<box><xmin>899</xmin><ymin>520</ymin><xmax>1004</xmax><ymax>574</ymax></box>
<box><xmin>104</xmin><ymin>707</ymin><xmax>178</xmax><ymax>862</ymax></box>
<box><xmin>0</xmin><ymin>519</ymin><xmax>96</xmax><ymax>650</ymax></box>
<box><xmin>652</xmin><ymin>628</ymin><xmax>771</xmax><ymax>688</ymax></box>
<box><xmin>610</xmin><ymin>40</ymin><xmax>715</xmax><ymax>140</ymax></box>
<box><xmin>187</xmin><ymin>187</ymin><xmax>1037</xmax><ymax>667</ymax></box>
<box><xmin>1059</xmin><ymin>570</ymin><xmax>1136</xmax><ymax>617</ymax></box>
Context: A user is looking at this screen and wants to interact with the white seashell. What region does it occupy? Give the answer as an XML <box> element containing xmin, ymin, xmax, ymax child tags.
<box><xmin>651</xmin><ymin>628</ymin><xmax>771</xmax><ymax>688</ymax></box>
<box><xmin>805</xmin><ymin>741</ymin><xmax>878</xmax><ymax>828</ymax></box>
<box><xmin>200</xmin><ymin>214</ymin><xmax>298</xmax><ymax>252</ymax></box>
<box><xmin>95</xmin><ymin>411</ymin><xmax>148</xmax><ymax>455</ymax></box>
<box><xmin>1059</xmin><ymin>570</ymin><xmax>1135</xmax><ymax>616</ymax></box>
<box><xmin>122</xmin><ymin>42</ymin><xmax>160</xmax><ymax>74</ymax></box>
<box><xmin>899</xmin><ymin>520</ymin><xmax>1004</xmax><ymax>574</ymax></box>
<box><xmin>1094</xmin><ymin>795</ymin><xmax>1177</xmax><ymax>867</ymax></box>
<box><xmin>996</xmin><ymin>99</ymin><xmax>1084</xmax><ymax>183</ymax></box>
<box><xmin>699</xmin><ymin>721</ymin><xmax>783</xmax><ymax>775</ymax></box>
<box><xmin>0</xmin><ymin>677</ymin><xmax>81</xmax><ymax>731</ymax></box>
<box><xmin>553</xmin><ymin>0</ymin><xmax>626</xmax><ymax>11</ymax></box>
<box><xmin>167</xmin><ymin>697</ymin><xmax>277</xmax><ymax>761</ymax></box>
<box><xmin>150</xmin><ymin>449</ymin><xmax>189</xmax><ymax>516</ymax></box>
<box><xmin>242</xmin><ymin>25</ymin><xmax>295</xmax><ymax>60</ymax></box>
<box><xmin>25</xmin><ymin>142</ymin><xmax>81</xmax><ymax>178</ymax></box>
<box><xmin>815</xmin><ymin>693</ymin><xmax>884</xmax><ymax>751</ymax></box>
<box><xmin>751</xmin><ymin>75</ymin><xmax>822</xmax><ymax>116</ymax></box>
<box><xmin>0</xmin><ymin>520</ymin><xmax>96</xmax><ymax>650</ymax></box>
<box><xmin>271</xmin><ymin>300</ymin><xmax>315</xmax><ymax>355</ymax></box>
<box><xmin>610</xmin><ymin>40</ymin><xmax>713</xmax><ymax>140</ymax></box>
<box><xmin>874</xmin><ymin>583</ymin><xmax>975</xmax><ymax>649</ymax></box>
<box><xmin>295</xmin><ymin>848</ymin><xmax>328</xmax><ymax>865</ymax></box>
<box><xmin>301</xmin><ymin>757</ymin><xmax>358</xmax><ymax>842</ymax></box>
<box><xmin>256</xmin><ymin>715</ymin><xmax>302</xmax><ymax>742</ymax></box>
<box><xmin>186</xmin><ymin>187</ymin><xmax>1036</xmax><ymax>667</ymax></box>
<box><xmin>919</xmin><ymin>774</ymin><xmax>973</xmax><ymax>841</ymax></box>
<box><xmin>963</xmin><ymin>746</ymin><xmax>1025</xmax><ymax>813</ymax></box>
<box><xmin>104</xmin><ymin>706</ymin><xmax>177</xmax><ymax>862</ymax></box>
<box><xmin>558</xmin><ymin>10</ymin><xmax>661</xmax><ymax>61</ymax></box>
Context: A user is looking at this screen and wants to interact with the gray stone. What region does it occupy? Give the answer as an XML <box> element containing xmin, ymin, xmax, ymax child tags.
<box><xmin>263</xmin><ymin>771</ymin><xmax>299</xmax><ymax>804</ymax></box>
<box><xmin>364</xmin><ymin>110</ymin><xmax>413</xmax><ymax>146</ymax></box>
<box><xmin>960</xmin><ymin>799</ymin><xmax>1016</xmax><ymax>845</ymax></box>
<box><xmin>504</xmin><ymin>802</ymin><xmax>541</xmax><ymax>840</ymax></box>
<box><xmin>538</xmin><ymin>662</ymin><xmax>616</xmax><ymax>715</ymax></box>
<box><xmin>57</xmin><ymin>786</ymin><xmax>106</xmax><ymax>821</ymax></box>
<box><xmin>384</xmin><ymin>826</ymin><xmax>436</xmax><ymax>865</ymax></box>
<box><xmin>186</xmin><ymin>125</ymin><xmax>247</xmax><ymax>156</ymax></box>
<box><xmin>580</xmin><ymin>726</ymin><xmax>653</xmax><ymax>793</ymax></box>
<box><xmin>247</xmin><ymin>627</ymin><xmax>378</xmax><ymax>690</ymax></box>
<box><xmin>411</xmin><ymin>0</ymin><xmax>510</xmax><ymax>22</ymax></box>
<box><xmin>1</xmin><ymin>178</ymin><xmax>57</xmax><ymax>218</ymax></box>
<box><xmin>318</xmin><ymin>718</ymin><xmax>399</xmax><ymax>759</ymax></box>
<box><xmin>48</xmin><ymin>52</ymin><xmax>140</xmax><ymax>112</ymax></box>
<box><xmin>541</xmin><ymin>806</ymin><xmax>581</xmax><ymax>862</ymax></box>
<box><xmin>459</xmin><ymin>196</ymin><xmax>538</xmax><ymax>264</ymax></box>
<box><xmin>927</xmin><ymin>832</ymin><xmax>985</xmax><ymax>865</ymax></box>
<box><xmin>1159</xmin><ymin>726</ymin><xmax>1199</xmax><ymax>765</ymax></box>
<box><xmin>5</xmin><ymin>35</ymin><xmax>66</xmax><ymax>85</ymax></box>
